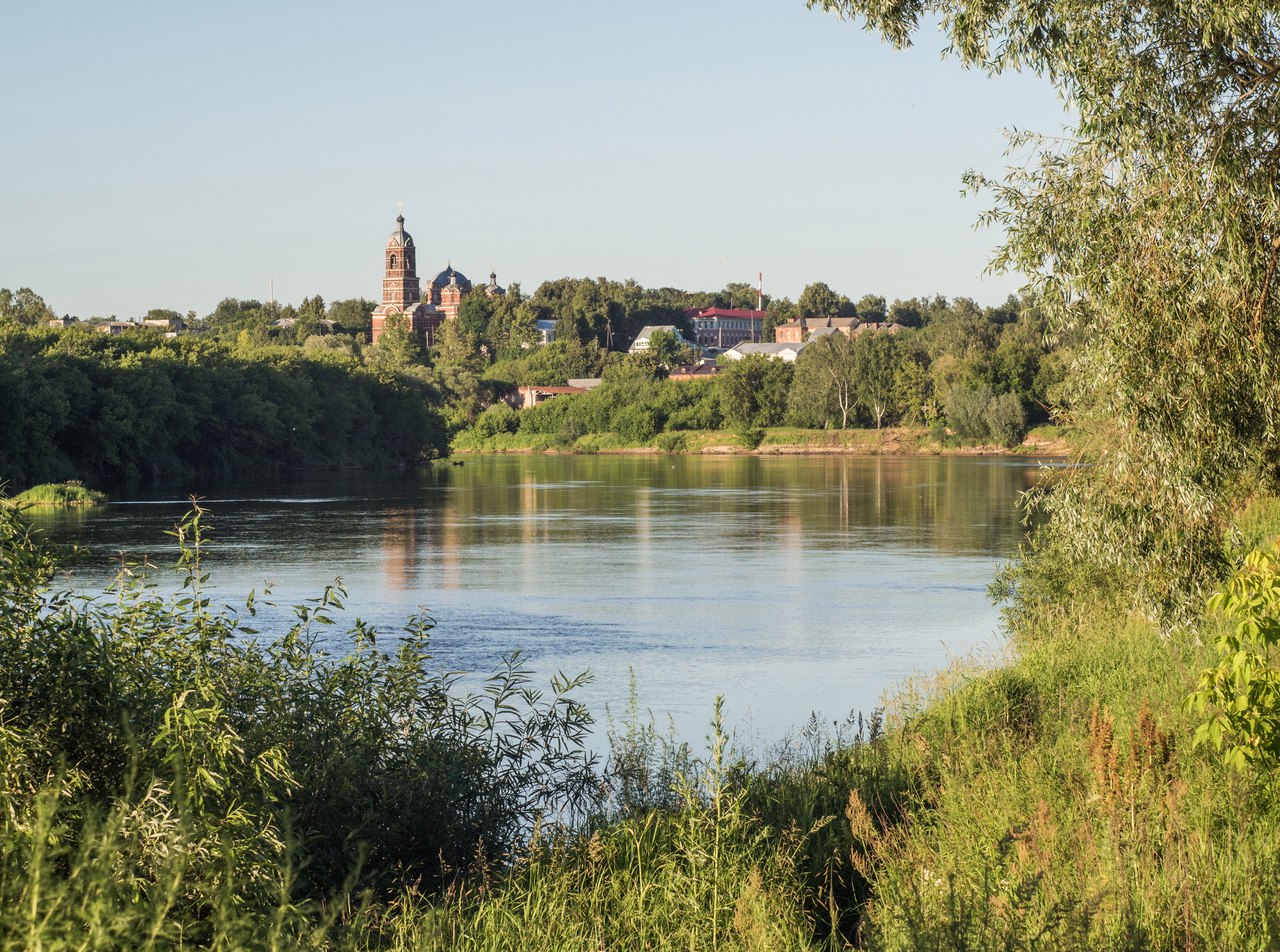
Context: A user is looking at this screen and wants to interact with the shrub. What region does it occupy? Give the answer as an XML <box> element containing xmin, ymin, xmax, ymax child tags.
<box><xmin>943</xmin><ymin>383</ymin><xmax>994</xmax><ymax>441</ymax></box>
<box><xmin>985</xmin><ymin>392</ymin><xmax>1027</xmax><ymax>447</ymax></box>
<box><xmin>11</xmin><ymin>481</ymin><xmax>105</xmax><ymax>508</ymax></box>
<box><xmin>655</xmin><ymin>432</ymin><xmax>688</xmax><ymax>453</ymax></box>
<box><xmin>0</xmin><ymin>498</ymin><xmax>600</xmax><ymax>914</ymax></box>
<box><xmin>1187</xmin><ymin>544</ymin><xmax>1280</xmax><ymax>776</ymax></box>
<box><xmin>611</xmin><ymin>404</ymin><xmax>660</xmax><ymax>444</ymax></box>
<box><xmin>473</xmin><ymin>402</ymin><xmax>520</xmax><ymax>439</ymax></box>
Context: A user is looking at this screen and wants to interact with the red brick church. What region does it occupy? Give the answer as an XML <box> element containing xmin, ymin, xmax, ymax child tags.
<box><xmin>370</xmin><ymin>210</ymin><xmax>505</xmax><ymax>347</ymax></box>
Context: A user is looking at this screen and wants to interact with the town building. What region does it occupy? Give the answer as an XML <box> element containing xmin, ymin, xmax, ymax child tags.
<box><xmin>516</xmin><ymin>378</ymin><xmax>602</xmax><ymax>410</ymax></box>
<box><xmin>95</xmin><ymin>321</ymin><xmax>135</xmax><ymax>336</ymax></box>
<box><xmin>851</xmin><ymin>321</ymin><xmax>906</xmax><ymax>336</ymax></box>
<box><xmin>629</xmin><ymin>325</ymin><xmax>693</xmax><ymax>354</ymax></box>
<box><xmin>141</xmin><ymin>316</ymin><xmax>186</xmax><ymax>337</ymax></box>
<box><xmin>721</xmin><ymin>341</ymin><xmax>805</xmax><ymax>363</ymax></box>
<box><xmin>370</xmin><ymin>211</ymin><xmax>506</xmax><ymax>346</ymax></box>
<box><xmin>774</xmin><ymin>316</ymin><xmax>860</xmax><ymax>343</ymax></box>
<box><xmin>773</xmin><ymin>316</ymin><xmax>906</xmax><ymax>343</ymax></box>
<box><xmin>535</xmin><ymin>319</ymin><xmax>558</xmax><ymax>345</ymax></box>
<box><xmin>684</xmin><ymin>306</ymin><xmax>766</xmax><ymax>349</ymax></box>
<box><xmin>371</xmin><ymin>214</ymin><xmax>441</xmax><ymax>347</ymax></box>
<box><xmin>668</xmin><ymin>363</ymin><xmax>720</xmax><ymax>381</ymax></box>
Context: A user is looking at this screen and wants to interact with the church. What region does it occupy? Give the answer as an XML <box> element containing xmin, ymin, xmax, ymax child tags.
<box><xmin>370</xmin><ymin>210</ymin><xmax>505</xmax><ymax>347</ymax></box>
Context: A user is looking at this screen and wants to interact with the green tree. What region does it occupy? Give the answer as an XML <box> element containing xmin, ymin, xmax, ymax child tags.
<box><xmin>717</xmin><ymin>354</ymin><xmax>793</xmax><ymax>429</ymax></box>
<box><xmin>892</xmin><ymin>339</ymin><xmax>934</xmax><ymax>425</ymax></box>
<box><xmin>643</xmin><ymin>329</ymin><xmax>683</xmax><ymax>369</ymax></box>
<box><xmin>0</xmin><ymin>288</ymin><xmax>56</xmax><ymax>326</ymax></box>
<box><xmin>797</xmin><ymin>282</ymin><xmax>852</xmax><ymax>318</ymax></box>
<box><xmin>719</xmin><ymin>282</ymin><xmax>761</xmax><ymax>310</ymax></box>
<box><xmin>851</xmin><ymin>331</ymin><xmax>900</xmax><ymax>428</ymax></box>
<box><xmin>856</xmin><ymin>294</ymin><xmax>887</xmax><ymax>322</ymax></box>
<box><xmin>327</xmin><ymin>298</ymin><xmax>376</xmax><ymax>338</ymax></box>
<box><xmin>813</xmin><ymin>0</ymin><xmax>1280</xmax><ymax>619</ymax></box>
<box><xmin>456</xmin><ymin>293</ymin><xmax>496</xmax><ymax>343</ymax></box>
<box><xmin>431</xmin><ymin>321</ymin><xmax>494</xmax><ymax>430</ymax></box>
<box><xmin>763</xmin><ymin>296</ymin><xmax>794</xmax><ymax>343</ymax></box>
<box><xmin>943</xmin><ymin>382</ymin><xmax>993</xmax><ymax>441</ymax></box>
<box><xmin>366</xmin><ymin>314</ymin><xmax>423</xmax><ymax>374</ymax></box>
<box><xmin>790</xmin><ymin>333</ymin><xmax>859</xmax><ymax>428</ymax></box>
<box><xmin>888</xmin><ymin>298</ymin><xmax>925</xmax><ymax>329</ymax></box>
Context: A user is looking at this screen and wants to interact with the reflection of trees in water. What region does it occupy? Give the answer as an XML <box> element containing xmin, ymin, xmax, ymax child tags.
<box><xmin>426</xmin><ymin>455</ymin><xmax>1038</xmax><ymax>559</ymax></box>
<box><xmin>380</xmin><ymin>509</ymin><xmax>418</xmax><ymax>592</ymax></box>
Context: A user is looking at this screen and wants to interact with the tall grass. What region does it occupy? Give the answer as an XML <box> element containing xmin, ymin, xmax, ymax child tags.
<box><xmin>9</xmin><ymin>480</ymin><xmax>105</xmax><ymax>508</ymax></box>
<box><xmin>0</xmin><ymin>495</ymin><xmax>597</xmax><ymax>949</ymax></box>
<box><xmin>5</xmin><ymin>487</ymin><xmax>1280</xmax><ymax>948</ymax></box>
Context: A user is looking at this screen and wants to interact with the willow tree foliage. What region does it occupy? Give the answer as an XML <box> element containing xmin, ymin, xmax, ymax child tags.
<box><xmin>812</xmin><ymin>0</ymin><xmax>1280</xmax><ymax>620</ymax></box>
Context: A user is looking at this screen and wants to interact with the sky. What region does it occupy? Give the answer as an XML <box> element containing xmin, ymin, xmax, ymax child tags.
<box><xmin>1</xmin><ymin>1</ymin><xmax>1071</xmax><ymax>320</ymax></box>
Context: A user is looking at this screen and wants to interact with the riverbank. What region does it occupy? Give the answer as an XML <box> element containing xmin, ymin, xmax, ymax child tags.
<box><xmin>3</xmin><ymin>488</ymin><xmax>1275</xmax><ymax>948</ymax></box>
<box><xmin>451</xmin><ymin>424</ymin><xmax>1077</xmax><ymax>458</ymax></box>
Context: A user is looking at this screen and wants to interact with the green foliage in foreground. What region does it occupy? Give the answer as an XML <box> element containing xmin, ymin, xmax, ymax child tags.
<box><xmin>1188</xmin><ymin>544</ymin><xmax>1280</xmax><ymax>776</ymax></box>
<box><xmin>8</xmin><ymin>492</ymin><xmax>1280</xmax><ymax>948</ymax></box>
<box><xmin>810</xmin><ymin>0</ymin><xmax>1280</xmax><ymax>622</ymax></box>
<box><xmin>0</xmin><ymin>499</ymin><xmax>597</xmax><ymax>948</ymax></box>
<box><xmin>10</xmin><ymin>481</ymin><xmax>105</xmax><ymax>508</ymax></box>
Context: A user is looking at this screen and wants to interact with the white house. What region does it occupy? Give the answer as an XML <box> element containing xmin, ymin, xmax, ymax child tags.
<box><xmin>629</xmin><ymin>325</ymin><xmax>692</xmax><ymax>354</ymax></box>
<box><xmin>721</xmin><ymin>341</ymin><xmax>805</xmax><ymax>363</ymax></box>
<box><xmin>536</xmin><ymin>319</ymin><xmax>558</xmax><ymax>345</ymax></box>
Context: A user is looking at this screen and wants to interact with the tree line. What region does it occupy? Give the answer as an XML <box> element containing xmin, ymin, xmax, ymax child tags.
<box><xmin>461</xmin><ymin>291</ymin><xmax>1067</xmax><ymax>448</ymax></box>
<box><xmin>0</xmin><ymin>323</ymin><xmax>448</xmax><ymax>488</ymax></box>
<box><xmin>1</xmin><ymin>277</ymin><xmax>1068</xmax><ymax>490</ymax></box>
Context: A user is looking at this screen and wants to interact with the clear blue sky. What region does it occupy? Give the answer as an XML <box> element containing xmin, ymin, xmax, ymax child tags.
<box><xmin>1</xmin><ymin>0</ymin><xmax>1069</xmax><ymax>320</ymax></box>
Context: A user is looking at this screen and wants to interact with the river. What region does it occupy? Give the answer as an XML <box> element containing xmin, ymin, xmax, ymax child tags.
<box><xmin>29</xmin><ymin>454</ymin><xmax>1042</xmax><ymax>751</ymax></box>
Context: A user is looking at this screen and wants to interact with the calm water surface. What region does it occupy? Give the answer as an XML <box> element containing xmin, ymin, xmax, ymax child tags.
<box><xmin>32</xmin><ymin>455</ymin><xmax>1041</xmax><ymax>748</ymax></box>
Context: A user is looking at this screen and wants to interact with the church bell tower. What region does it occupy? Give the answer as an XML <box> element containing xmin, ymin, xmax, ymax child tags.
<box><xmin>371</xmin><ymin>207</ymin><xmax>440</xmax><ymax>346</ymax></box>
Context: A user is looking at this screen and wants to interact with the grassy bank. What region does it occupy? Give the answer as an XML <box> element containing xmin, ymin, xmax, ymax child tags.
<box><xmin>452</xmin><ymin>424</ymin><xmax>1076</xmax><ymax>457</ymax></box>
<box><xmin>2</xmin><ymin>492</ymin><xmax>1269</xmax><ymax>949</ymax></box>
<box><xmin>390</xmin><ymin>599</ymin><xmax>1270</xmax><ymax>949</ymax></box>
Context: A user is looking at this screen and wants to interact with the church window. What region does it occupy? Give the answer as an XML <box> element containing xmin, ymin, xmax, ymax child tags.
<box><xmin>390</xmin><ymin>254</ymin><xmax>397</xmax><ymax>269</ymax></box>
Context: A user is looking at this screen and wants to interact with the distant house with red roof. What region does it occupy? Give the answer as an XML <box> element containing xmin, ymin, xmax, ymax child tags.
<box><xmin>684</xmin><ymin>306</ymin><xmax>767</xmax><ymax>349</ymax></box>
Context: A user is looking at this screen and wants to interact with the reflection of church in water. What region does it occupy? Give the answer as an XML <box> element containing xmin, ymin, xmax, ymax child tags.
<box><xmin>370</xmin><ymin>209</ymin><xmax>505</xmax><ymax>347</ymax></box>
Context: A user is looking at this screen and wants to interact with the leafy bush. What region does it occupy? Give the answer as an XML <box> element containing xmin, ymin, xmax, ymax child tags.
<box><xmin>0</xmin><ymin>498</ymin><xmax>600</xmax><ymax>917</ymax></box>
<box><xmin>473</xmin><ymin>401</ymin><xmax>520</xmax><ymax>439</ymax></box>
<box><xmin>10</xmin><ymin>481</ymin><xmax>105</xmax><ymax>508</ymax></box>
<box><xmin>655</xmin><ymin>432</ymin><xmax>688</xmax><ymax>453</ymax></box>
<box><xmin>1187</xmin><ymin>544</ymin><xmax>1280</xmax><ymax>775</ymax></box>
<box><xmin>611</xmin><ymin>404</ymin><xmax>660</xmax><ymax>444</ymax></box>
<box><xmin>943</xmin><ymin>383</ymin><xmax>994</xmax><ymax>441</ymax></box>
<box><xmin>985</xmin><ymin>392</ymin><xmax>1027</xmax><ymax>447</ymax></box>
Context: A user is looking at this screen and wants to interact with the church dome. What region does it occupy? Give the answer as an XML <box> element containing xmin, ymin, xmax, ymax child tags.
<box><xmin>431</xmin><ymin>265</ymin><xmax>471</xmax><ymax>291</ymax></box>
<box><xmin>388</xmin><ymin>214</ymin><xmax>414</xmax><ymax>248</ymax></box>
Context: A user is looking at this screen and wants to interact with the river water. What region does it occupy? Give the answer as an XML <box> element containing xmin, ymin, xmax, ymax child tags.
<box><xmin>30</xmin><ymin>454</ymin><xmax>1042</xmax><ymax>750</ymax></box>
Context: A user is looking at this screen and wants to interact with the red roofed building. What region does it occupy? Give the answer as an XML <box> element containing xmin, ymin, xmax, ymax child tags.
<box><xmin>684</xmin><ymin>306</ymin><xmax>767</xmax><ymax>349</ymax></box>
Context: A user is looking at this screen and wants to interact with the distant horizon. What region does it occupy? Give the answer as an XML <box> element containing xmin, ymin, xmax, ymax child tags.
<box><xmin>30</xmin><ymin>239</ymin><xmax>1029</xmax><ymax>324</ymax></box>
